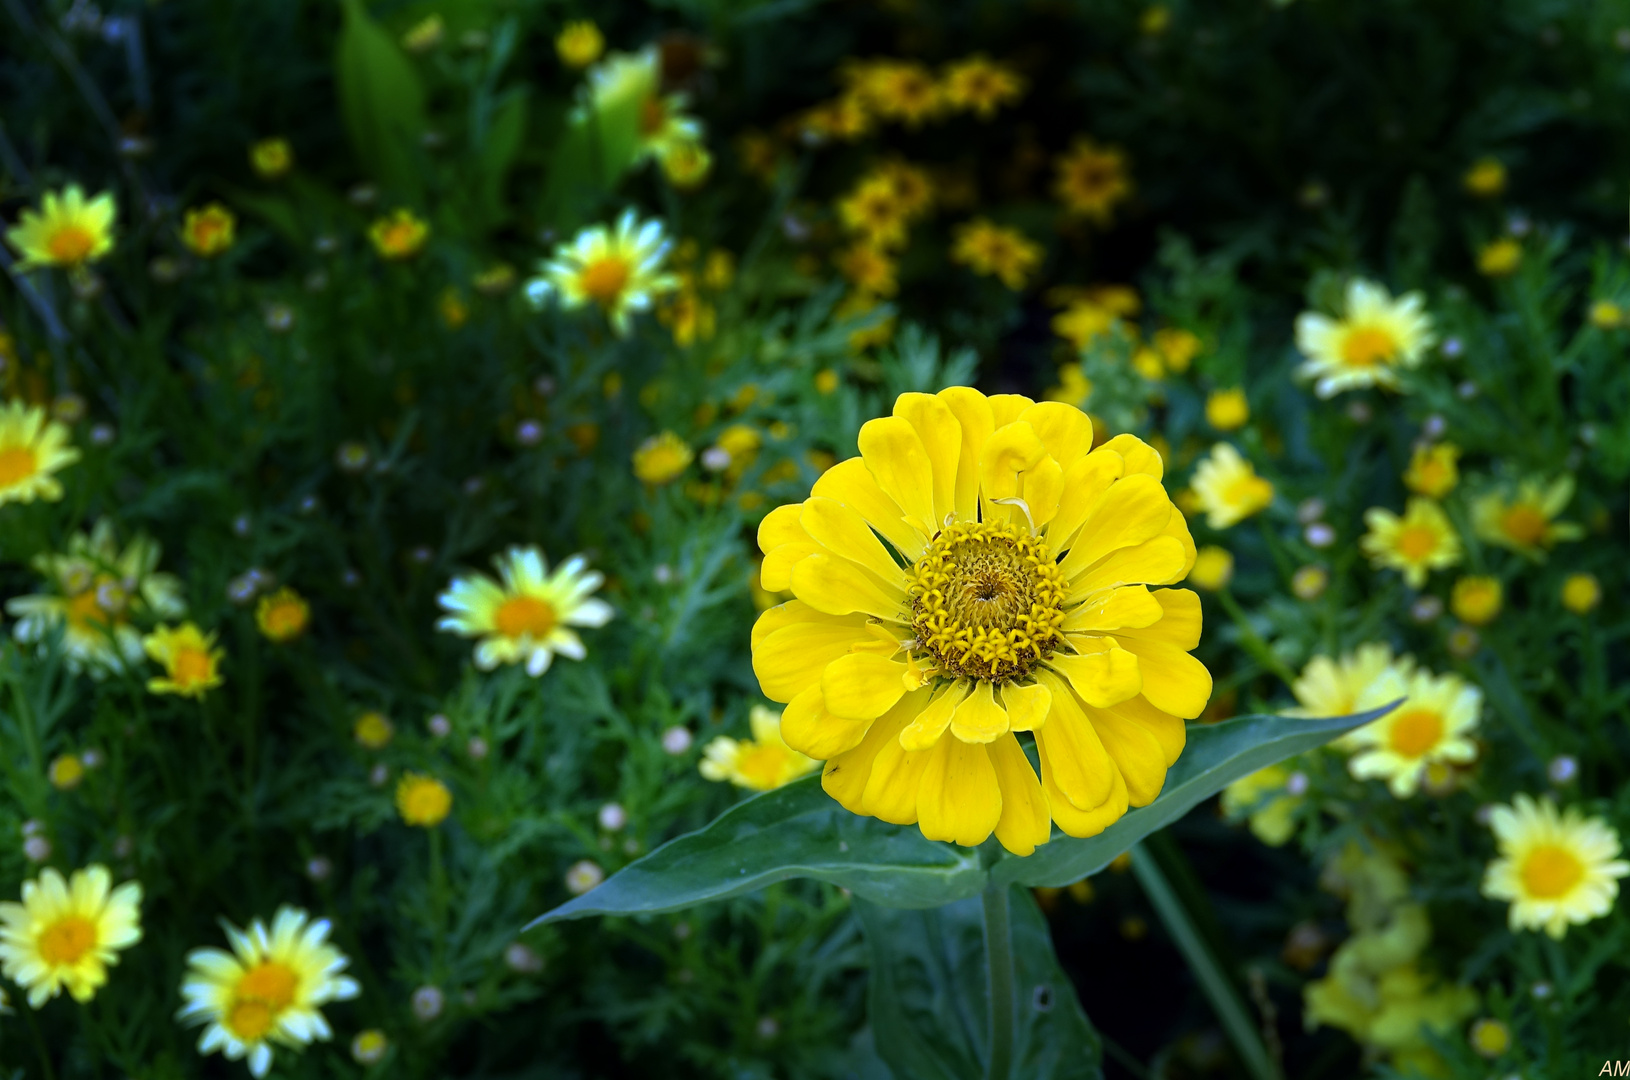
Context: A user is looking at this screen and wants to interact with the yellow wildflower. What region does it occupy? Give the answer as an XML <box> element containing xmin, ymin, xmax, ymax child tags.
<box><xmin>1205</xmin><ymin>388</ymin><xmax>1249</xmax><ymax>431</ymax></box>
<box><xmin>1294</xmin><ymin>279</ymin><xmax>1435</xmax><ymax>398</ymax></box>
<box><xmin>1477</xmin><ymin>237</ymin><xmax>1522</xmax><ymax>277</ymax></box>
<box><xmin>1589</xmin><ymin>299</ymin><xmax>1622</xmax><ymax>329</ymax></box>
<box><xmin>1286</xmin><ymin>643</ymin><xmax>1405</xmax><ymax>719</ymax></box>
<box><xmin>255</xmin><ymin>587</ymin><xmax>309</xmax><ymax>643</ymax></box>
<box><xmin>837</xmin><ymin>243</ymin><xmax>898</xmax><ymax>297</ymax></box>
<box><xmin>1190</xmin><ymin>443</ymin><xmax>1273</xmax><ymax>528</ymax></box>
<box><xmin>0</xmin><ymin>398</ymin><xmax>80</xmax><ymax>506</ymax></box>
<box><xmin>0</xmin><ymin>865</ymin><xmax>142</xmax><ymax>1007</ymax></box>
<box><xmin>1561</xmin><ymin>573</ymin><xmax>1600</xmax><ymax>614</ymax></box>
<box><xmin>941</xmin><ymin>55</ymin><xmax>1025</xmax><ymax>119</ymax></box>
<box><xmin>1349</xmin><ymin>667</ymin><xmax>1480</xmax><ymax>798</ymax></box>
<box><xmin>1361</xmin><ymin>498</ymin><xmax>1462</xmax><ymax>588</ymax></box>
<box><xmin>699</xmin><ymin>705</ymin><xmax>819</xmax><ymax>791</ymax></box>
<box><xmin>180</xmin><ymin>203</ymin><xmax>236</xmax><ymax>258</ymax></box>
<box><xmin>1054</xmin><ymin>138</ymin><xmax>1132</xmax><ymax>223</ymax></box>
<box><xmin>1153</xmin><ymin>327</ymin><xmax>1201</xmax><ymax>373</ymax></box>
<box><xmin>1188</xmin><ymin>546</ymin><xmax>1234</xmax><ymax>590</ymax></box>
<box><xmin>1471</xmin><ymin>477</ymin><xmax>1582</xmax><ymax>558</ymax></box>
<box><xmin>556</xmin><ymin>20</ymin><xmax>603</xmax><ymax>67</ymax></box>
<box><xmin>396</xmin><ymin>773</ymin><xmax>453</xmax><ymax>827</ymax></box>
<box><xmin>369</xmin><ymin>209</ymin><xmax>429</xmax><ymax>261</ymax></box>
<box><xmin>633</xmin><ymin>431</ymin><xmax>693</xmax><ymax>485</ymax></box>
<box><xmin>1403</xmin><ymin>443</ymin><xmax>1459</xmax><ymax>498</ymax></box>
<box><xmin>249</xmin><ymin>138</ymin><xmax>292</xmax><ymax>179</ymax></box>
<box><xmin>1221</xmin><ymin>762</ymin><xmax>1301</xmax><ymax>846</ymax></box>
<box><xmin>5</xmin><ymin>185</ymin><xmax>116</xmax><ymax>270</ymax></box>
<box><xmin>1450</xmin><ymin>577</ymin><xmax>1502</xmax><ymax>626</ymax></box>
<box><xmin>1482</xmin><ymin>795</ymin><xmax>1628</xmax><ymax>939</ymax></box>
<box><xmin>49</xmin><ymin>753</ymin><xmax>85</xmax><ymax>790</ymax></box>
<box><xmin>1462</xmin><ymin>157</ymin><xmax>1506</xmax><ymax>197</ymax></box>
<box><xmin>437</xmin><ymin>548</ymin><xmax>612</xmax><ymax>676</ymax></box>
<box><xmin>526</xmin><ymin>210</ymin><xmax>678</xmax><ymax>336</ymax></box>
<box><xmin>143</xmin><ymin>623</ymin><xmax>225</xmax><ymax>700</ymax></box>
<box><xmin>951</xmin><ymin>219</ymin><xmax>1042</xmax><ymax>290</ymax></box>
<box><xmin>354</xmin><ymin>711</ymin><xmax>394</xmax><ymax>750</ymax></box>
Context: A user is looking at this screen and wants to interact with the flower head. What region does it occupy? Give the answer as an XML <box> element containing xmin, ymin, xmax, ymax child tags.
<box><xmin>6</xmin><ymin>185</ymin><xmax>116</xmax><ymax>270</ymax></box>
<box><xmin>250</xmin><ymin>139</ymin><xmax>293</xmax><ymax>179</ymax></box>
<box><xmin>1347</xmin><ymin>667</ymin><xmax>1480</xmax><ymax>798</ymax></box>
<box><xmin>437</xmin><ymin>548</ymin><xmax>613</xmax><ymax>677</ymax></box>
<box><xmin>1286</xmin><ymin>643</ymin><xmax>1405</xmax><ymax>719</ymax></box>
<box><xmin>951</xmin><ymin>219</ymin><xmax>1042</xmax><ymax>290</ymax></box>
<box><xmin>1477</xmin><ymin>238</ymin><xmax>1522</xmax><ymax>277</ymax></box>
<box><xmin>941</xmin><ymin>55</ymin><xmax>1025</xmax><ymax>119</ymax></box>
<box><xmin>1450</xmin><ymin>576</ymin><xmax>1502</xmax><ymax>626</ymax></box>
<box><xmin>700</xmin><ymin>705</ymin><xmax>819</xmax><ymax>791</ymax></box>
<box><xmin>1190</xmin><ymin>443</ymin><xmax>1273</xmax><ymax>529</ymax></box>
<box><xmin>255</xmin><ymin>587</ymin><xmax>310</xmax><ymax>642</ymax></box>
<box><xmin>1360</xmin><ymin>498</ymin><xmax>1461</xmax><ymax>588</ymax></box>
<box><xmin>753</xmin><ymin>388</ymin><xmax>1208</xmax><ymax>855</ymax></box>
<box><xmin>1481</xmin><ymin>795</ymin><xmax>1628</xmax><ymax>939</ymax></box>
<box><xmin>841</xmin><ymin>59</ymin><xmax>943</xmax><ymax>126</ymax></box>
<box><xmin>556</xmin><ymin>20</ymin><xmax>603</xmax><ymax>67</ymax></box>
<box><xmin>0</xmin><ymin>865</ymin><xmax>142</xmax><ymax>1007</ymax></box>
<box><xmin>1463</xmin><ymin>158</ymin><xmax>1506</xmax><ymax>198</ymax></box>
<box><xmin>181</xmin><ymin>203</ymin><xmax>236</xmax><ymax>258</ymax></box>
<box><xmin>1561</xmin><ymin>573</ymin><xmax>1600</xmax><ymax>614</ymax></box>
<box><xmin>1054</xmin><ymin>138</ymin><xmax>1132</xmax><ymax>223</ymax></box>
<box><xmin>1188</xmin><ymin>546</ymin><xmax>1233</xmax><ymax>591</ymax></box>
<box><xmin>178</xmin><ymin>907</ymin><xmax>360</xmax><ymax>1077</ymax></box>
<box><xmin>526</xmin><ymin>210</ymin><xmax>678</xmax><ymax>336</ymax></box>
<box><xmin>660</xmin><ymin>139</ymin><xmax>713</xmax><ymax>189</ymax></box>
<box><xmin>633</xmin><ymin>431</ymin><xmax>693</xmax><ymax>484</ymax></box>
<box><xmin>369</xmin><ymin>209</ymin><xmax>429</xmax><ymax>260</ymax></box>
<box><xmin>1205</xmin><ymin>388</ymin><xmax>1249</xmax><ymax>431</ymax></box>
<box><xmin>0</xmin><ymin>399</ymin><xmax>80</xmax><ymax>506</ymax></box>
<box><xmin>838</xmin><ymin>175</ymin><xmax>912</xmax><ymax>250</ymax></box>
<box><xmin>354</xmin><ymin>711</ymin><xmax>394</xmax><ymax>750</ymax></box>
<box><xmin>1294</xmin><ymin>280</ymin><xmax>1435</xmax><ymax>398</ymax></box>
<box><xmin>395</xmin><ymin>773</ymin><xmax>452</xmax><ymax>827</ymax></box>
<box><xmin>1403</xmin><ymin>443</ymin><xmax>1459</xmax><ymax>499</ymax></box>
<box><xmin>1471</xmin><ymin>477</ymin><xmax>1582</xmax><ymax>558</ymax></box>
<box><xmin>144</xmin><ymin>623</ymin><xmax>225</xmax><ymax>699</ymax></box>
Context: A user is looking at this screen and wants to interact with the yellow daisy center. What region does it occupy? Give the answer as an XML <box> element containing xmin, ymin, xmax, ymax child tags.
<box><xmin>1339</xmin><ymin>326</ymin><xmax>1398</xmax><ymax>368</ymax></box>
<box><xmin>909</xmin><ymin>519</ymin><xmax>1067</xmax><ymax>683</ymax></box>
<box><xmin>381</xmin><ymin>223</ymin><xmax>417</xmax><ymax>253</ymax></box>
<box><xmin>66</xmin><ymin>583</ymin><xmax>118</xmax><ymax>631</ymax></box>
<box><xmin>47</xmin><ymin>224</ymin><xmax>97</xmax><ymax>264</ymax></box>
<box><xmin>1499</xmin><ymin>505</ymin><xmax>1547</xmax><ymax>546</ymax></box>
<box><xmin>494</xmin><ymin>595</ymin><xmax>557</xmax><ymax>640</ymax></box>
<box><xmin>1395</xmin><ymin>524</ymin><xmax>1440</xmax><ymax>561</ymax></box>
<box><xmin>38</xmin><ymin>915</ymin><xmax>96</xmax><ymax>966</ymax></box>
<box><xmin>0</xmin><ymin>446</ymin><xmax>39</xmax><ymax>488</ymax></box>
<box><xmin>171</xmin><ymin>647</ymin><xmax>213</xmax><ymax>687</ymax></box>
<box><xmin>1387</xmin><ymin>707</ymin><xmax>1444</xmax><ymax>758</ymax></box>
<box><xmin>579</xmin><ymin>256</ymin><xmax>631</xmax><ymax>306</ymax></box>
<box><xmin>227</xmin><ymin>960</ymin><xmax>298</xmax><ymax>1040</ymax></box>
<box><xmin>1519</xmin><ymin>844</ymin><xmax>1585</xmax><ymax>899</ymax></box>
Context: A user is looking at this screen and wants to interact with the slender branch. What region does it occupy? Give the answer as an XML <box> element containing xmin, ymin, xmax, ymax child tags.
<box><xmin>981</xmin><ymin>881</ymin><xmax>1015</xmax><ymax>1080</ymax></box>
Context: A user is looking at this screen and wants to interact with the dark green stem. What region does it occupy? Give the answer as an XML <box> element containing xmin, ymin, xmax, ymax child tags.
<box><xmin>981</xmin><ymin>882</ymin><xmax>1015</xmax><ymax>1080</ymax></box>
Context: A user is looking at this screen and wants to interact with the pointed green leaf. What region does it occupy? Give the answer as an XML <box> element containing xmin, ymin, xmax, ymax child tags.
<box><xmin>336</xmin><ymin>0</ymin><xmax>427</xmax><ymax>202</ymax></box>
<box><xmin>992</xmin><ymin>708</ymin><xmax>1390</xmax><ymax>890</ymax></box>
<box><xmin>528</xmin><ymin>775</ymin><xmax>984</xmax><ymax>925</ymax></box>
<box><xmin>855</xmin><ymin>886</ymin><xmax>1102</xmax><ymax>1080</ymax></box>
<box><xmin>538</xmin><ymin>54</ymin><xmax>650</xmax><ymax>229</ymax></box>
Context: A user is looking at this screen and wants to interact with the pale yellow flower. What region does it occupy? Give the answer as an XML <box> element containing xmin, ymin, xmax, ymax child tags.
<box><xmin>1294</xmin><ymin>279</ymin><xmax>1435</xmax><ymax>398</ymax></box>
<box><xmin>1190</xmin><ymin>443</ymin><xmax>1273</xmax><ymax>529</ymax></box>
<box><xmin>1403</xmin><ymin>443</ymin><xmax>1459</xmax><ymax>498</ymax></box>
<box><xmin>180</xmin><ymin>203</ymin><xmax>236</xmax><ymax>258</ymax></box>
<box><xmin>0</xmin><ymin>399</ymin><xmax>80</xmax><ymax>506</ymax></box>
<box><xmin>395</xmin><ymin>773</ymin><xmax>452</xmax><ymax>827</ymax></box>
<box><xmin>437</xmin><ymin>548</ymin><xmax>613</xmax><ymax>676</ymax></box>
<box><xmin>5</xmin><ymin>185</ymin><xmax>116</xmax><ymax>270</ymax></box>
<box><xmin>699</xmin><ymin>705</ymin><xmax>819</xmax><ymax>791</ymax></box>
<box><xmin>1360</xmin><ymin>498</ymin><xmax>1461</xmax><ymax>588</ymax></box>
<box><xmin>0</xmin><ymin>865</ymin><xmax>142</xmax><ymax>1007</ymax></box>
<box><xmin>143</xmin><ymin>623</ymin><xmax>225</xmax><ymax>700</ymax></box>
<box><xmin>1205</xmin><ymin>388</ymin><xmax>1249</xmax><ymax>431</ymax></box>
<box><xmin>556</xmin><ymin>21</ymin><xmax>604</xmax><ymax>68</ymax></box>
<box><xmin>1482</xmin><ymin>795</ymin><xmax>1628</xmax><ymax>939</ymax></box>
<box><xmin>1349</xmin><ymin>668</ymin><xmax>1480</xmax><ymax>798</ymax></box>
<box><xmin>1471</xmin><ymin>477</ymin><xmax>1582</xmax><ymax>559</ymax></box>
<box><xmin>526</xmin><ymin>210</ymin><xmax>678</xmax><ymax>336</ymax></box>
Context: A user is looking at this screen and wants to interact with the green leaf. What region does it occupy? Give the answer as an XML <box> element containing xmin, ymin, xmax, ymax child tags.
<box><xmin>992</xmin><ymin>709</ymin><xmax>1389</xmax><ymax>890</ymax></box>
<box><xmin>855</xmin><ymin>885</ymin><xmax>1103</xmax><ymax>1080</ymax></box>
<box><xmin>528</xmin><ymin>775</ymin><xmax>984</xmax><ymax>925</ymax></box>
<box><xmin>336</xmin><ymin>0</ymin><xmax>427</xmax><ymax>203</ymax></box>
<box><xmin>537</xmin><ymin>55</ymin><xmax>650</xmax><ymax>229</ymax></box>
<box><xmin>476</xmin><ymin>89</ymin><xmax>528</xmax><ymax>223</ymax></box>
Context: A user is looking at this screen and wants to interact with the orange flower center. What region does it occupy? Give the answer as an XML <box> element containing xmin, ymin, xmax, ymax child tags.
<box><xmin>1395</xmin><ymin>525</ymin><xmax>1439</xmax><ymax>561</ymax></box>
<box><xmin>38</xmin><ymin>915</ymin><xmax>96</xmax><ymax>965</ymax></box>
<box><xmin>1519</xmin><ymin>844</ymin><xmax>1584</xmax><ymax>899</ymax></box>
<box><xmin>494</xmin><ymin>595</ymin><xmax>557</xmax><ymax>640</ymax></box>
<box><xmin>1499</xmin><ymin>505</ymin><xmax>1547</xmax><ymax>546</ymax></box>
<box><xmin>263</xmin><ymin>602</ymin><xmax>306</xmax><ymax>639</ymax></box>
<box><xmin>382</xmin><ymin>223</ymin><xmax>417</xmax><ymax>253</ymax></box>
<box><xmin>171</xmin><ymin>647</ymin><xmax>213</xmax><ymax>688</ymax></box>
<box><xmin>65</xmin><ymin>582</ymin><xmax>119</xmax><ymax>631</ymax></box>
<box><xmin>1340</xmin><ymin>326</ymin><xmax>1397</xmax><ymax>368</ymax></box>
<box><xmin>579</xmin><ymin>256</ymin><xmax>631</xmax><ymax>305</ymax></box>
<box><xmin>46</xmin><ymin>225</ymin><xmax>97</xmax><ymax>264</ymax></box>
<box><xmin>0</xmin><ymin>446</ymin><xmax>39</xmax><ymax>487</ymax></box>
<box><xmin>1387</xmin><ymin>707</ymin><xmax>1444</xmax><ymax>758</ymax></box>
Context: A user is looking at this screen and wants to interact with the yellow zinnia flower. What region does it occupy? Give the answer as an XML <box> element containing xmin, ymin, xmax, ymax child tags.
<box><xmin>249</xmin><ymin>138</ymin><xmax>293</xmax><ymax>179</ymax></box>
<box><xmin>526</xmin><ymin>209</ymin><xmax>679</xmax><ymax>336</ymax></box>
<box><xmin>178</xmin><ymin>907</ymin><xmax>361</xmax><ymax>1078</ymax></box>
<box><xmin>5</xmin><ymin>185</ymin><xmax>116</xmax><ymax>270</ymax></box>
<box><xmin>556</xmin><ymin>20</ymin><xmax>604</xmax><ymax>68</ymax></box>
<box><xmin>1471</xmin><ymin>477</ymin><xmax>1582</xmax><ymax>559</ymax></box>
<box><xmin>144</xmin><ymin>622</ymin><xmax>225</xmax><ymax>699</ymax></box>
<box><xmin>395</xmin><ymin>773</ymin><xmax>452</xmax><ymax>827</ymax></box>
<box><xmin>1481</xmin><ymin>795</ymin><xmax>1628</xmax><ymax>939</ymax></box>
<box><xmin>1360</xmin><ymin>497</ymin><xmax>1461</xmax><ymax>588</ymax></box>
<box><xmin>1348</xmin><ymin>667</ymin><xmax>1480</xmax><ymax>798</ymax></box>
<box><xmin>1205</xmin><ymin>388</ymin><xmax>1249</xmax><ymax>431</ymax></box>
<box><xmin>256</xmin><ymin>586</ymin><xmax>310</xmax><ymax>642</ymax></box>
<box><xmin>753</xmin><ymin>388</ymin><xmax>1209</xmax><ymax>855</ymax></box>
<box><xmin>1190</xmin><ymin>443</ymin><xmax>1273</xmax><ymax>529</ymax></box>
<box><xmin>180</xmin><ymin>203</ymin><xmax>236</xmax><ymax>258</ymax></box>
<box><xmin>1294</xmin><ymin>279</ymin><xmax>1435</xmax><ymax>398</ymax></box>
<box><xmin>437</xmin><ymin>547</ymin><xmax>613</xmax><ymax>676</ymax></box>
<box><xmin>941</xmin><ymin>55</ymin><xmax>1025</xmax><ymax>119</ymax></box>
<box><xmin>700</xmin><ymin>705</ymin><xmax>819</xmax><ymax>791</ymax></box>
<box><xmin>1449</xmin><ymin>576</ymin><xmax>1502</xmax><ymax>626</ymax></box>
<box><xmin>1403</xmin><ymin>442</ymin><xmax>1459</xmax><ymax>498</ymax></box>
<box><xmin>0</xmin><ymin>398</ymin><xmax>80</xmax><ymax>506</ymax></box>
<box><xmin>951</xmin><ymin>219</ymin><xmax>1042</xmax><ymax>290</ymax></box>
<box><xmin>1285</xmin><ymin>643</ymin><xmax>1406</xmax><ymax>720</ymax></box>
<box><xmin>1053</xmin><ymin>138</ymin><xmax>1132</xmax><ymax>223</ymax></box>
<box><xmin>1561</xmin><ymin>573</ymin><xmax>1600</xmax><ymax>614</ymax></box>
<box><xmin>0</xmin><ymin>865</ymin><xmax>142</xmax><ymax>1007</ymax></box>
<box><xmin>369</xmin><ymin>208</ymin><xmax>429</xmax><ymax>260</ymax></box>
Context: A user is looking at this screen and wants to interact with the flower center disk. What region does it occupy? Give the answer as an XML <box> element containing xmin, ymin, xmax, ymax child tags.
<box><xmin>1520</xmin><ymin>844</ymin><xmax>1584</xmax><ymax>899</ymax></box>
<box><xmin>908</xmin><ymin>519</ymin><xmax>1066</xmax><ymax>683</ymax></box>
<box><xmin>39</xmin><ymin>915</ymin><xmax>96</xmax><ymax>965</ymax></box>
<box><xmin>0</xmin><ymin>447</ymin><xmax>38</xmax><ymax>487</ymax></box>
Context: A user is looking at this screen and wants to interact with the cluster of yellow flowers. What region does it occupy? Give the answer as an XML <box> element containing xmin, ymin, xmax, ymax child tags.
<box><xmin>1044</xmin><ymin>285</ymin><xmax>1203</xmax><ymax>409</ymax></box>
<box><xmin>797</xmin><ymin>55</ymin><xmax>1026</xmax><ymax>142</ymax></box>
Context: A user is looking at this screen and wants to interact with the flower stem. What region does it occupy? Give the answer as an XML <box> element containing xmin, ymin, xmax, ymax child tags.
<box><xmin>981</xmin><ymin>881</ymin><xmax>1015</xmax><ymax>1080</ymax></box>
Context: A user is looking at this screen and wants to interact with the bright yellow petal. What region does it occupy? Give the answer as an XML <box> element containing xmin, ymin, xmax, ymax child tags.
<box><xmin>822</xmin><ymin>696</ymin><xmax>918</xmax><ymax>812</ymax></box>
<box><xmin>800</xmin><ymin>497</ymin><xmax>909</xmax><ymax>587</ymax></box>
<box><xmin>1000</xmin><ymin>681</ymin><xmax>1051</xmax><ymax>731</ymax></box>
<box><xmin>856</xmin><ymin>691</ymin><xmax>936</xmax><ymax>822</ymax></box>
<box><xmin>948</xmin><ymin>678</ymin><xmax>1010</xmax><ymax>743</ymax></box>
<box><xmin>899</xmin><ymin>682</ymin><xmax>967</xmax><ymax>751</ymax></box>
<box><xmin>979</xmin><ymin>421</ymin><xmax>1046</xmax><ymax>523</ymax></box>
<box><xmin>857</xmin><ymin>416</ymin><xmax>938</xmax><ymax>536</ymax></box>
<box><xmin>1043</xmin><ymin>750</ymin><xmax>1128</xmax><ymax>838</ymax></box>
<box><xmin>1114</xmin><ymin>588</ymin><xmax>1202</xmax><ymax>649</ymax></box>
<box><xmin>1034</xmin><ymin>670</ymin><xmax>1115</xmax><ymax>810</ymax></box>
<box><xmin>761</xmin><ymin>541</ymin><xmax>821</xmax><ymax>592</ymax></box>
<box><xmin>780</xmin><ymin>684</ymin><xmax>872</xmax><ymax>759</ymax></box>
<box><xmin>757</xmin><ymin>503</ymin><xmax>808</xmax><ymax>554</ymax></box>
<box><xmin>1105</xmin><ymin>694</ymin><xmax>1186</xmax><ymax>766</ymax></box>
<box><xmin>753</xmin><ymin>621</ymin><xmax>873</xmax><ymax>701</ymax></box>
<box><xmin>916</xmin><ymin>736</ymin><xmax>1002</xmax><ymax>847</ymax></box>
<box><xmin>1021</xmin><ymin>455</ymin><xmax>1065</xmax><ymax>528</ymax></box>
<box><xmin>989</xmin><ymin>734</ymin><xmax>1052</xmax><ymax>856</ymax></box>
<box><xmin>1017</xmin><ymin>401</ymin><xmax>1095</xmax><ymax>472</ymax></box>
<box><xmin>1086</xmin><ymin>701</ymin><xmax>1169</xmax><ymax>806</ymax></box>
<box><xmin>1071</xmin><ymin>536</ymin><xmax>1187</xmax><ymax>593</ymax></box>
<box><xmin>892</xmin><ymin>392</ymin><xmax>962</xmax><ymax>528</ymax></box>
<box><xmin>937</xmin><ymin>386</ymin><xmax>995</xmax><ymax>522</ymax></box>
<box><xmin>791</xmin><ymin>553</ymin><xmax>907</xmax><ymax>620</ymax></box>
<box><xmin>1099</xmin><ymin>433</ymin><xmax>1164</xmax><ymax>479</ymax></box>
<box><xmin>1058</xmin><ymin>475</ymin><xmax>1174</xmax><ymax>580</ymax></box>
<box><xmin>822</xmin><ymin>651</ymin><xmax>909</xmax><ymax>720</ymax></box>
<box><xmin>987</xmin><ymin>393</ymin><xmax>1035</xmax><ymax>428</ymax></box>
<box><xmin>1112</xmin><ymin>638</ymin><xmax>1211</xmax><ymax>719</ymax></box>
<box><xmin>1045</xmin><ymin>449</ymin><xmax>1125</xmax><ymax>553</ymax></box>
<box><xmin>813</xmin><ymin>457</ymin><xmax>926</xmax><ymax>560</ymax></box>
<box><xmin>751</xmin><ymin>600</ymin><xmax>858</xmax><ymax>651</ymax></box>
<box><xmin>1063</xmin><ymin>585</ymin><xmax>1163</xmax><ymax>634</ymax></box>
<box><xmin>1047</xmin><ymin>640</ymin><xmax>1142</xmax><ymax>708</ymax></box>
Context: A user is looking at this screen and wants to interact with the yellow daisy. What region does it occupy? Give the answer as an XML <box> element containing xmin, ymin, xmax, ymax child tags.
<box><xmin>1205</xmin><ymin>388</ymin><xmax>1249</xmax><ymax>431</ymax></box>
<box><xmin>951</xmin><ymin>219</ymin><xmax>1042</xmax><ymax>290</ymax></box>
<box><xmin>1348</xmin><ymin>667</ymin><xmax>1480</xmax><ymax>797</ymax></box>
<box><xmin>842</xmin><ymin>59</ymin><xmax>943</xmax><ymax>127</ymax></box>
<box><xmin>1449</xmin><ymin>576</ymin><xmax>1502</xmax><ymax>626</ymax></box>
<box><xmin>1187</xmin><ymin>546</ymin><xmax>1233</xmax><ymax>591</ymax></box>
<box><xmin>1154</xmin><ymin>327</ymin><xmax>1201</xmax><ymax>373</ymax></box>
<box><xmin>1051</xmin><ymin>302</ymin><xmax>1120</xmax><ymax>349</ymax></box>
<box><xmin>6</xmin><ymin>520</ymin><xmax>185</xmax><ymax>674</ymax></box>
<box><xmin>1360</xmin><ymin>498</ymin><xmax>1461</xmax><ymax>588</ymax></box>
<box><xmin>436</xmin><ymin>547</ymin><xmax>613</xmax><ymax>676</ymax></box>
<box><xmin>396</xmin><ymin>773</ymin><xmax>453</xmax><ymax>827</ymax></box>
<box><xmin>583</xmin><ymin>47</ymin><xmax>703</xmax><ymax>167</ymax></box>
<box><xmin>1477</xmin><ymin>237</ymin><xmax>1521</xmax><ymax>277</ymax></box>
<box><xmin>1294</xmin><ymin>279</ymin><xmax>1435</xmax><ymax>398</ymax></box>
<box><xmin>144</xmin><ymin>622</ymin><xmax>225</xmax><ymax>699</ymax></box>
<box><xmin>369</xmin><ymin>209</ymin><xmax>429</xmax><ymax>260</ymax></box>
<box><xmin>249</xmin><ymin>138</ymin><xmax>293</xmax><ymax>179</ymax></box>
<box><xmin>941</xmin><ymin>55</ymin><xmax>1025</xmax><ymax>119</ymax></box>
<box><xmin>1285</xmin><ymin>643</ymin><xmax>1406</xmax><ymax>719</ymax></box>
<box><xmin>1561</xmin><ymin>573</ymin><xmax>1600</xmax><ymax>614</ymax></box>
<box><xmin>1481</xmin><ymin>795</ymin><xmax>1628</xmax><ymax>939</ymax></box>
<box><xmin>5</xmin><ymin>185</ymin><xmax>116</xmax><ymax>270</ymax></box>
<box><xmin>555</xmin><ymin>20</ymin><xmax>604</xmax><ymax>68</ymax></box>
<box><xmin>1463</xmin><ymin>158</ymin><xmax>1506</xmax><ymax>197</ymax></box>
<box><xmin>1403</xmin><ymin>442</ymin><xmax>1459</xmax><ymax>498</ymax></box>
<box><xmin>255</xmin><ymin>586</ymin><xmax>310</xmax><ymax>642</ymax></box>
<box><xmin>180</xmin><ymin>203</ymin><xmax>236</xmax><ymax>258</ymax></box>
<box><xmin>1190</xmin><ymin>443</ymin><xmax>1274</xmax><ymax>529</ymax></box>
<box><xmin>838</xmin><ymin>176</ymin><xmax>911</xmax><ymax>250</ymax></box>
<box><xmin>837</xmin><ymin>243</ymin><xmax>899</xmax><ymax>297</ymax></box>
<box><xmin>660</xmin><ymin>139</ymin><xmax>713</xmax><ymax>189</ymax></box>
<box><xmin>0</xmin><ymin>865</ymin><xmax>142</xmax><ymax>1007</ymax></box>
<box><xmin>0</xmin><ymin>398</ymin><xmax>80</xmax><ymax>506</ymax></box>
<box><xmin>633</xmin><ymin>431</ymin><xmax>693</xmax><ymax>483</ymax></box>
<box><xmin>526</xmin><ymin>210</ymin><xmax>678</xmax><ymax>336</ymax></box>
<box><xmin>753</xmin><ymin>387</ymin><xmax>1208</xmax><ymax>855</ymax></box>
<box><xmin>178</xmin><ymin>907</ymin><xmax>361</xmax><ymax>1078</ymax></box>
<box><xmin>700</xmin><ymin>705</ymin><xmax>820</xmax><ymax>791</ymax></box>
<box><xmin>1471</xmin><ymin>477</ymin><xmax>1582</xmax><ymax>559</ymax></box>
<box><xmin>1054</xmin><ymin>138</ymin><xmax>1132</xmax><ymax>223</ymax></box>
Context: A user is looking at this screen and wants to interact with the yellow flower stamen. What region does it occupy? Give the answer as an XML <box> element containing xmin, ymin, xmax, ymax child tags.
<box><xmin>1519</xmin><ymin>845</ymin><xmax>1584</xmax><ymax>900</ymax></box>
<box><xmin>580</xmin><ymin>256</ymin><xmax>632</xmax><ymax>305</ymax></box>
<box><xmin>39</xmin><ymin>916</ymin><xmax>96</xmax><ymax>966</ymax></box>
<box><xmin>494</xmin><ymin>595</ymin><xmax>557</xmax><ymax>640</ymax></box>
<box><xmin>0</xmin><ymin>446</ymin><xmax>38</xmax><ymax>487</ymax></box>
<box><xmin>1338</xmin><ymin>326</ymin><xmax>1397</xmax><ymax>367</ymax></box>
<box><xmin>47</xmin><ymin>226</ymin><xmax>97</xmax><ymax>263</ymax></box>
<box><xmin>1387</xmin><ymin>708</ymin><xmax>1444</xmax><ymax>758</ymax></box>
